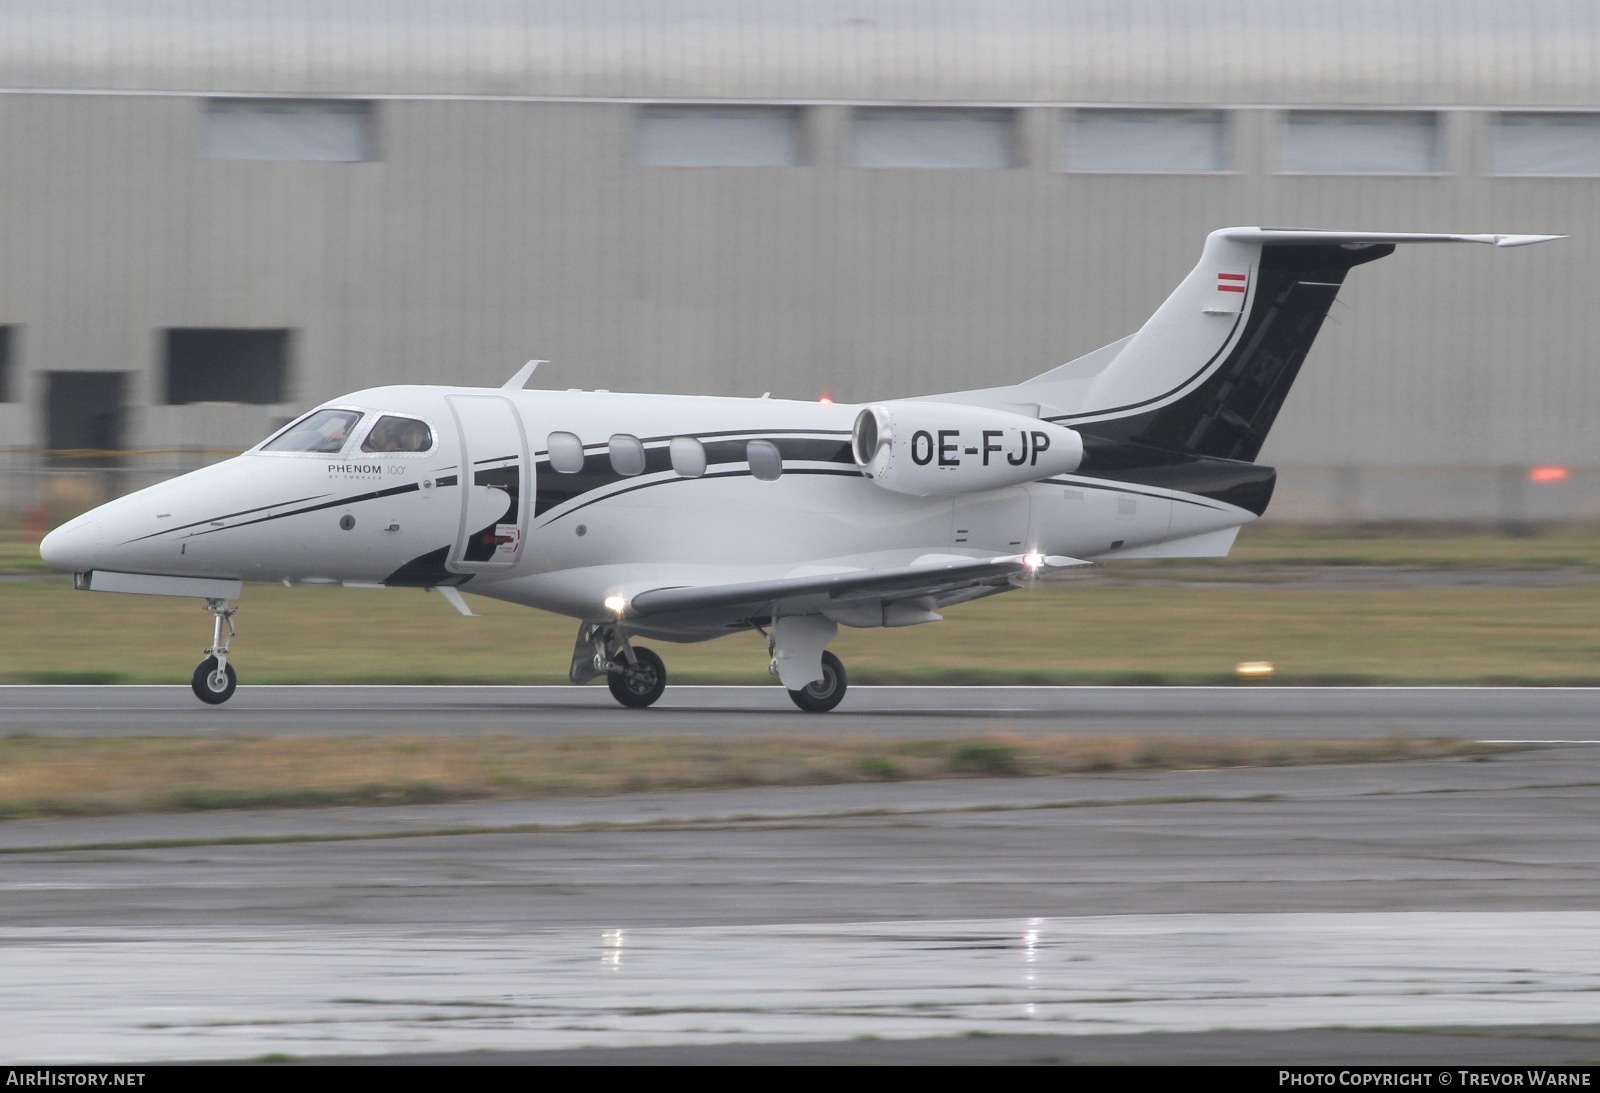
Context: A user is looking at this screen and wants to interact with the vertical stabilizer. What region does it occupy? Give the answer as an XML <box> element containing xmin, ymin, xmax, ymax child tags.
<box><xmin>1048</xmin><ymin>229</ymin><xmax>1558</xmax><ymax>462</ymax></box>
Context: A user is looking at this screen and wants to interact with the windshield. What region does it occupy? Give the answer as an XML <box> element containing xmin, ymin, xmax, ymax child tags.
<box><xmin>260</xmin><ymin>409</ymin><xmax>365</xmax><ymax>454</ymax></box>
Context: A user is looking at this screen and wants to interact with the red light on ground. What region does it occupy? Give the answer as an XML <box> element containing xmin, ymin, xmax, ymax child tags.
<box><xmin>1529</xmin><ymin>465</ymin><xmax>1569</xmax><ymax>484</ymax></box>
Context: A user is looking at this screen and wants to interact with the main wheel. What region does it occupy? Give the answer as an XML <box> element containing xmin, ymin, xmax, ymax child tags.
<box><xmin>191</xmin><ymin>656</ymin><xmax>237</xmax><ymax>705</ymax></box>
<box><xmin>788</xmin><ymin>650</ymin><xmax>847</xmax><ymax>713</ymax></box>
<box><xmin>607</xmin><ymin>646</ymin><xmax>666</xmax><ymax>709</ymax></box>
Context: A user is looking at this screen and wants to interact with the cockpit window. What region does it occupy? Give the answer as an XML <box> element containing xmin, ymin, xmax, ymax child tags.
<box><xmin>361</xmin><ymin>415</ymin><xmax>433</xmax><ymax>453</ymax></box>
<box><xmin>261</xmin><ymin>409</ymin><xmax>365</xmax><ymax>454</ymax></box>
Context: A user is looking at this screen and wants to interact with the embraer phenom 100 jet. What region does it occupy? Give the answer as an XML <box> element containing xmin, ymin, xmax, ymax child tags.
<box><xmin>41</xmin><ymin>228</ymin><xmax>1559</xmax><ymax>711</ymax></box>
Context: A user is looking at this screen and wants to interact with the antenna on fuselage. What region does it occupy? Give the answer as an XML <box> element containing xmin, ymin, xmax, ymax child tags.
<box><xmin>502</xmin><ymin>360</ymin><xmax>545</xmax><ymax>390</ymax></box>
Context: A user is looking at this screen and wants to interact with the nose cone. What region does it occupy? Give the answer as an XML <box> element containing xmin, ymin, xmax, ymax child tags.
<box><xmin>39</xmin><ymin>516</ymin><xmax>103</xmax><ymax>573</ymax></box>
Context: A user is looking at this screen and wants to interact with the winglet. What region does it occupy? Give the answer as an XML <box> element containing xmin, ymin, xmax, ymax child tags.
<box><xmin>502</xmin><ymin>360</ymin><xmax>545</xmax><ymax>390</ymax></box>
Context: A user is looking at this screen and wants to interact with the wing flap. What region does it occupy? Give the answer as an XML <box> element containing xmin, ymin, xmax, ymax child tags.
<box><xmin>625</xmin><ymin>554</ymin><xmax>1086</xmax><ymax>620</ymax></box>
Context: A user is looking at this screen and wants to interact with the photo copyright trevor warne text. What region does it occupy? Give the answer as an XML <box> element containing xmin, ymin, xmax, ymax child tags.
<box><xmin>1280</xmin><ymin>1072</ymin><xmax>1592</xmax><ymax>1087</ymax></box>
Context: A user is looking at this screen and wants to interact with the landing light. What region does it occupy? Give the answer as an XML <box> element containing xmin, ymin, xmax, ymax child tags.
<box><xmin>604</xmin><ymin>595</ymin><xmax>627</xmax><ymax>614</ymax></box>
<box><xmin>1022</xmin><ymin>552</ymin><xmax>1045</xmax><ymax>569</ymax></box>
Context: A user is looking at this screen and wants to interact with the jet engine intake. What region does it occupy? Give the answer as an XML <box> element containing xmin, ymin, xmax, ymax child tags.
<box><xmin>851</xmin><ymin>402</ymin><xmax>1084</xmax><ymax>497</ymax></box>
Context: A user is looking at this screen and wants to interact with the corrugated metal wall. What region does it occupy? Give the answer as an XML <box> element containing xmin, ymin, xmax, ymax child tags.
<box><xmin>0</xmin><ymin>1</ymin><xmax>1597</xmax><ymax>521</ymax></box>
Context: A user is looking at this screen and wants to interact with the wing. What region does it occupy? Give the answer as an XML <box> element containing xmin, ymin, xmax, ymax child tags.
<box><xmin>620</xmin><ymin>553</ymin><xmax>1087</xmax><ymax>638</ymax></box>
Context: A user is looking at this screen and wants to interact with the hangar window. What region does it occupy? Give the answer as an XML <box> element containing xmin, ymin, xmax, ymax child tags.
<box><xmin>361</xmin><ymin>416</ymin><xmax>433</xmax><ymax>454</ymax></box>
<box><xmin>163</xmin><ymin>328</ymin><xmax>290</xmax><ymax>405</ymax></box>
<box><xmin>1492</xmin><ymin>113</ymin><xmax>1600</xmax><ymax>176</ymax></box>
<box><xmin>1064</xmin><ymin>109</ymin><xmax>1230</xmax><ymax>173</ymax></box>
<box><xmin>849</xmin><ymin>108</ymin><xmax>1016</xmax><ymax>169</ymax></box>
<box><xmin>609</xmin><ymin>434</ymin><xmax>646</xmax><ymax>476</ymax></box>
<box><xmin>547</xmin><ymin>432</ymin><xmax>586</xmax><ymax>474</ymax></box>
<box><xmin>0</xmin><ymin>326</ymin><xmax>13</xmax><ymax>402</ymax></box>
<box><xmin>45</xmin><ymin>372</ymin><xmax>124</xmax><ymax>467</ymax></box>
<box><xmin>747</xmin><ymin>439</ymin><xmax>782</xmax><ymax>481</ymax></box>
<box><xmin>1279</xmin><ymin>111</ymin><xmax>1441</xmax><ymax>174</ymax></box>
<box><xmin>637</xmin><ymin>106</ymin><xmax>803</xmax><ymax>167</ymax></box>
<box><xmin>670</xmin><ymin>436</ymin><xmax>707</xmax><ymax>478</ymax></box>
<box><xmin>203</xmin><ymin>99</ymin><xmax>375</xmax><ymax>162</ymax></box>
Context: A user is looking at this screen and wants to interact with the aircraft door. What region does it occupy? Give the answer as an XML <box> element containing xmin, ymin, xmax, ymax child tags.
<box><xmin>446</xmin><ymin>394</ymin><xmax>529</xmax><ymax>572</ymax></box>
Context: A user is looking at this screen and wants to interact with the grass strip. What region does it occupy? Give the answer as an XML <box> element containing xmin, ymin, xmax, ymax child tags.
<box><xmin>0</xmin><ymin>732</ymin><xmax>1507</xmax><ymax>821</ymax></box>
<box><xmin>5</xmin><ymin>562</ymin><xmax>1600</xmax><ymax>685</ymax></box>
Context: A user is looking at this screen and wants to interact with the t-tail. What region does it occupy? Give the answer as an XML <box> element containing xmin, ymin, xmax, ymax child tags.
<box><xmin>936</xmin><ymin>228</ymin><xmax>1561</xmax><ymax>517</ymax></box>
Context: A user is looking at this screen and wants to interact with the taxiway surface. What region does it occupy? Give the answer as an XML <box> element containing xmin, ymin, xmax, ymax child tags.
<box><xmin>3</xmin><ymin>683</ymin><xmax>1600</xmax><ymax>740</ymax></box>
<box><xmin>4</xmin><ymin>700</ymin><xmax>1600</xmax><ymax>1063</ymax></box>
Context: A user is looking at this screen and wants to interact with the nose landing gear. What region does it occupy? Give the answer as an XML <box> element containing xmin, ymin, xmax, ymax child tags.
<box><xmin>191</xmin><ymin>598</ymin><xmax>239</xmax><ymax>705</ymax></box>
<box><xmin>572</xmin><ymin>622</ymin><xmax>668</xmax><ymax>709</ymax></box>
<box><xmin>608</xmin><ymin>646</ymin><xmax>666</xmax><ymax>709</ymax></box>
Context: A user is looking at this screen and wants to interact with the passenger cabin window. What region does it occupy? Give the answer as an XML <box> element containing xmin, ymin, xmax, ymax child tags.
<box><xmin>547</xmin><ymin>432</ymin><xmax>585</xmax><ymax>474</ymax></box>
<box><xmin>609</xmin><ymin>434</ymin><xmax>646</xmax><ymax>476</ymax></box>
<box><xmin>670</xmin><ymin>436</ymin><xmax>707</xmax><ymax>477</ymax></box>
<box><xmin>261</xmin><ymin>408</ymin><xmax>363</xmax><ymax>453</ymax></box>
<box><xmin>361</xmin><ymin>415</ymin><xmax>432</xmax><ymax>453</ymax></box>
<box><xmin>747</xmin><ymin>439</ymin><xmax>782</xmax><ymax>481</ymax></box>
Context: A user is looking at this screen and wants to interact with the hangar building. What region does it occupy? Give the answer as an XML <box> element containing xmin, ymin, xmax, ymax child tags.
<box><xmin>1</xmin><ymin>0</ymin><xmax>1597</xmax><ymax>522</ymax></box>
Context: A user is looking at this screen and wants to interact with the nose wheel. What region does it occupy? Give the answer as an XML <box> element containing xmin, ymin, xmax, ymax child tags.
<box><xmin>607</xmin><ymin>645</ymin><xmax>667</xmax><ymax>709</ymax></box>
<box><xmin>191</xmin><ymin>656</ymin><xmax>237</xmax><ymax>704</ymax></box>
<box><xmin>191</xmin><ymin>598</ymin><xmax>239</xmax><ymax>705</ymax></box>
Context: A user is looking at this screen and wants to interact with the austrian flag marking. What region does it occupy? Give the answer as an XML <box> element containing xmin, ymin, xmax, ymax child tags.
<box><xmin>1217</xmin><ymin>271</ymin><xmax>1248</xmax><ymax>293</ymax></box>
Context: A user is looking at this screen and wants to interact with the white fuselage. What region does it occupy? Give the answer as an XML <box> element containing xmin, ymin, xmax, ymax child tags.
<box><xmin>41</xmin><ymin>384</ymin><xmax>1255</xmax><ymax>634</ymax></box>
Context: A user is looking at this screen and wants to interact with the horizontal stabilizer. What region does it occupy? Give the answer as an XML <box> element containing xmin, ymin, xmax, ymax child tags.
<box><xmin>1218</xmin><ymin>229</ymin><xmax>1564</xmax><ymax>249</ymax></box>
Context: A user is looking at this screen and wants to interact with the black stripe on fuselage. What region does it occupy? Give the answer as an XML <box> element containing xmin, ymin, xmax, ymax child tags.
<box><xmin>1040</xmin><ymin>477</ymin><xmax>1232</xmax><ymax>513</ymax></box>
<box><xmin>541</xmin><ymin>465</ymin><xmax>863</xmax><ymax>525</ymax></box>
<box><xmin>383</xmin><ymin>545</ymin><xmax>471</xmax><ymax>588</ymax></box>
<box><xmin>171</xmin><ymin>481</ymin><xmax>424</xmax><ymax>540</ymax></box>
<box><xmin>121</xmin><ymin>492</ymin><xmax>333</xmax><ymax>544</ymax></box>
<box><xmin>534</xmin><ymin>434</ymin><xmax>855</xmax><ymax>517</ymax></box>
<box><xmin>1070</xmin><ymin>436</ymin><xmax>1277</xmax><ymax>515</ymax></box>
<box><xmin>1051</xmin><ymin>294</ymin><xmax>1250</xmax><ymax>423</ymax></box>
<box><xmin>1053</xmin><ymin>243</ymin><xmax>1393</xmax><ymax>464</ymax></box>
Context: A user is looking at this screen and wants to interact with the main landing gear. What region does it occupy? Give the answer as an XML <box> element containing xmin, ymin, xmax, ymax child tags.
<box><xmin>191</xmin><ymin>598</ymin><xmax>239</xmax><ymax>705</ymax></box>
<box><xmin>786</xmin><ymin>650</ymin><xmax>848</xmax><ymax>714</ymax></box>
<box><xmin>571</xmin><ymin>619</ymin><xmax>849</xmax><ymax>713</ymax></box>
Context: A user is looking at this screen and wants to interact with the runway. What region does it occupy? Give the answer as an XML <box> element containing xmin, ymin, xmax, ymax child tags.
<box><xmin>5</xmin><ymin>718</ymin><xmax>1600</xmax><ymax>1063</ymax></box>
<box><xmin>4</xmin><ymin>683</ymin><xmax>1600</xmax><ymax>740</ymax></box>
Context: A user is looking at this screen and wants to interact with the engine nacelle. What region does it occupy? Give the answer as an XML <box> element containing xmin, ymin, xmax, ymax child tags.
<box><xmin>851</xmin><ymin>401</ymin><xmax>1084</xmax><ymax>497</ymax></box>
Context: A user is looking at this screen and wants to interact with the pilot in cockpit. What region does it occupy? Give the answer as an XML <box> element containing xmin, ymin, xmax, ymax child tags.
<box><xmin>361</xmin><ymin>415</ymin><xmax>431</xmax><ymax>453</ymax></box>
